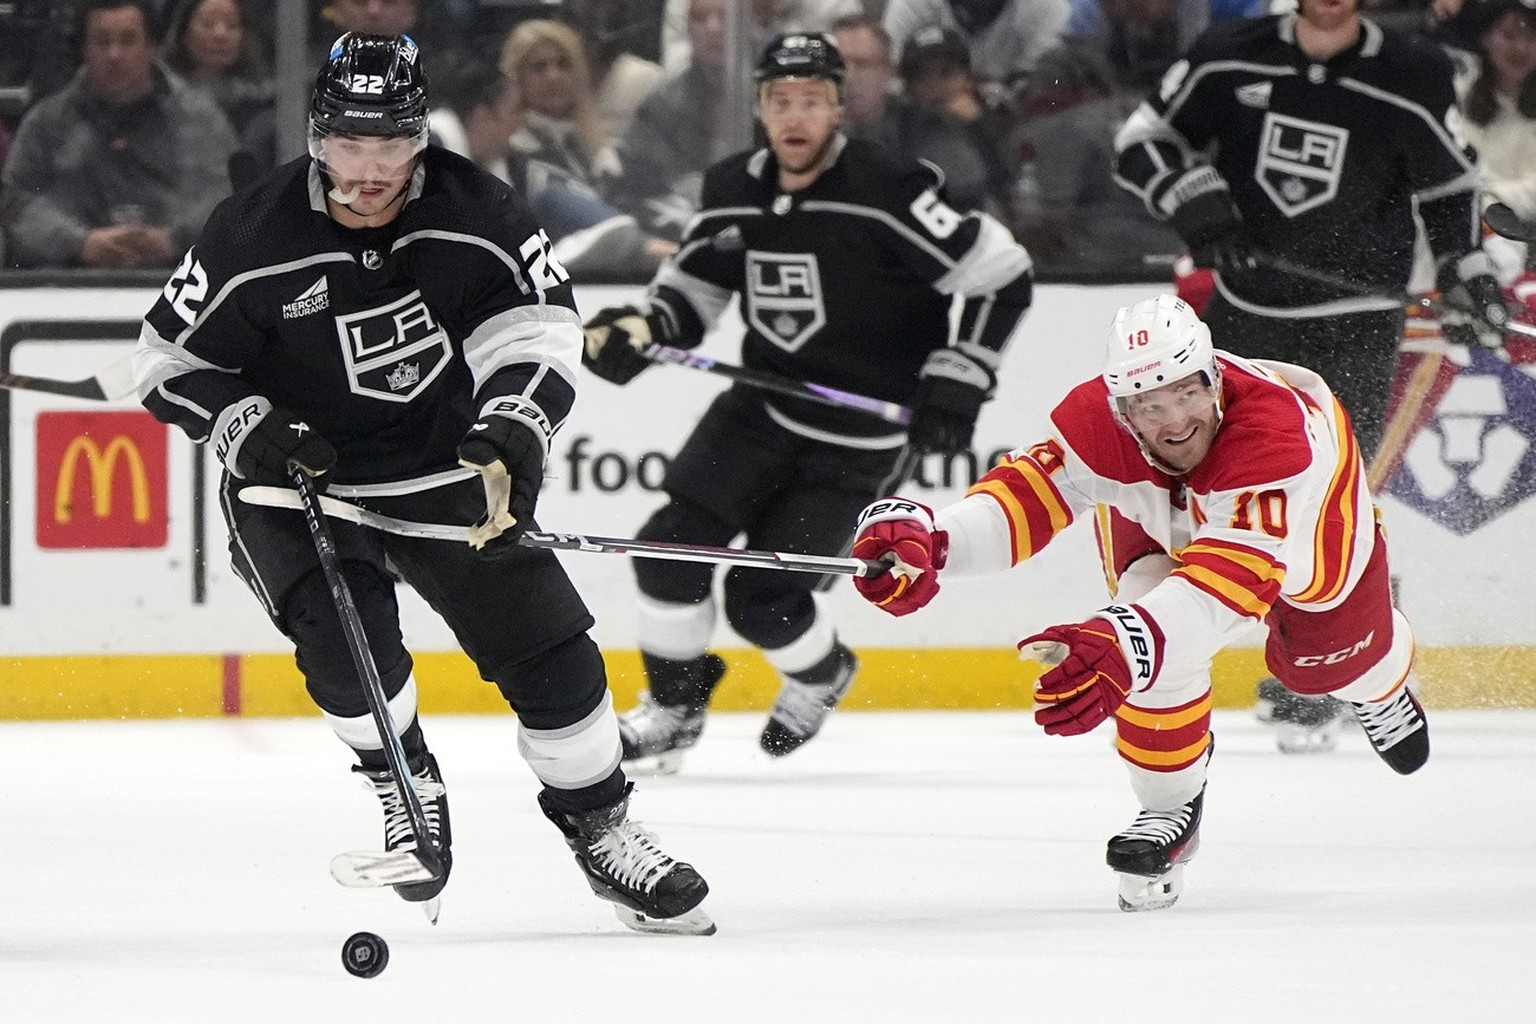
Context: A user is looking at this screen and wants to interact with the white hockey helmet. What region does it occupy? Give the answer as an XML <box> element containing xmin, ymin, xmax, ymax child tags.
<box><xmin>1104</xmin><ymin>294</ymin><xmax>1220</xmax><ymax>399</ymax></box>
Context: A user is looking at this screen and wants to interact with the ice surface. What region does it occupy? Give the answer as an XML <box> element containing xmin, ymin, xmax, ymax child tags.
<box><xmin>3</xmin><ymin>710</ymin><xmax>1532</xmax><ymax>1022</ymax></box>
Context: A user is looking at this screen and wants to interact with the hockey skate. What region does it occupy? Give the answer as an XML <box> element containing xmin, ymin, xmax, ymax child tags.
<box><xmin>1349</xmin><ymin>682</ymin><xmax>1429</xmax><ymax>775</ymax></box>
<box><xmin>760</xmin><ymin>643</ymin><xmax>857</xmax><ymax>757</ymax></box>
<box><xmin>1254</xmin><ymin>677</ymin><xmax>1347</xmax><ymax>753</ymax></box>
<box><xmin>619</xmin><ymin>654</ymin><xmax>725</xmax><ymax>774</ymax></box>
<box><xmin>539</xmin><ymin>783</ymin><xmax>715</xmax><ymax>936</ymax></box>
<box><xmin>1106</xmin><ymin>788</ymin><xmax>1204</xmax><ymax>912</ymax></box>
<box><xmin>350</xmin><ymin>752</ymin><xmax>453</xmax><ymax>922</ymax></box>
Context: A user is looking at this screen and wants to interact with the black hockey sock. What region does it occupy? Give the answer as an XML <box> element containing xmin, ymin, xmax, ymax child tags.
<box><xmin>352</xmin><ymin>716</ymin><xmax>428</xmax><ymax>770</ymax></box>
<box><xmin>641</xmin><ymin>652</ymin><xmax>727</xmax><ymax>711</ymax></box>
<box><xmin>786</xmin><ymin>642</ymin><xmax>852</xmax><ymax>687</ymax></box>
<box><xmin>539</xmin><ymin>767</ymin><xmax>629</xmax><ymax>818</ymax></box>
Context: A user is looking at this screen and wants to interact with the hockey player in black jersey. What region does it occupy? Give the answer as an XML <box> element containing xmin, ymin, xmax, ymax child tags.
<box><xmin>1113</xmin><ymin>0</ymin><xmax>1506</xmax><ymax>753</ymax></box>
<box><xmin>132</xmin><ymin>33</ymin><xmax>712</xmax><ymax>935</ymax></box>
<box><xmin>582</xmin><ymin>33</ymin><xmax>1035</xmax><ymax>773</ymax></box>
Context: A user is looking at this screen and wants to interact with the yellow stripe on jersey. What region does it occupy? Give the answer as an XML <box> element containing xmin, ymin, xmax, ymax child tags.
<box><xmin>1295</xmin><ymin>400</ymin><xmax>1363</xmax><ymax>605</ymax></box>
<box><xmin>1173</xmin><ymin>562</ymin><xmax>1274</xmax><ymax>618</ymax></box>
<box><xmin>1116</xmin><ymin>694</ymin><xmax>1213</xmax><ymax>730</ymax></box>
<box><xmin>967</xmin><ymin>455</ymin><xmax>1073</xmax><ymax>565</ymax></box>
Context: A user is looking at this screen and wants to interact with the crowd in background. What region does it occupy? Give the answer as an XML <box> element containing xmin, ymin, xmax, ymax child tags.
<box><xmin>1</xmin><ymin>0</ymin><xmax>1534</xmax><ymax>279</ymax></box>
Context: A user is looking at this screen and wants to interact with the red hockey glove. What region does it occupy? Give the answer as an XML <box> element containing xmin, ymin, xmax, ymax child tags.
<box><xmin>1022</xmin><ymin>619</ymin><xmax>1135</xmax><ymax>736</ymax></box>
<box><xmin>851</xmin><ymin>498</ymin><xmax>948</xmax><ymax>616</ymax></box>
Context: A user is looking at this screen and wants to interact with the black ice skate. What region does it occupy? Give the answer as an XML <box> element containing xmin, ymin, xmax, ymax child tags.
<box><xmin>618</xmin><ymin>654</ymin><xmax>726</xmax><ymax>775</ymax></box>
<box><xmin>539</xmin><ymin>783</ymin><xmax>714</xmax><ymax>936</ymax></box>
<box><xmin>1106</xmin><ymin>787</ymin><xmax>1204</xmax><ymax>912</ymax></box>
<box><xmin>760</xmin><ymin>643</ymin><xmax>857</xmax><ymax>757</ymax></box>
<box><xmin>342</xmin><ymin>752</ymin><xmax>453</xmax><ymax>922</ymax></box>
<box><xmin>1254</xmin><ymin>677</ymin><xmax>1347</xmax><ymax>754</ymax></box>
<box><xmin>1350</xmin><ymin>682</ymin><xmax>1429</xmax><ymax>775</ymax></box>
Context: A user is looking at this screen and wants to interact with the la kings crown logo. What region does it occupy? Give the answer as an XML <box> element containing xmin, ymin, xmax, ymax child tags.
<box><xmin>334</xmin><ymin>289</ymin><xmax>451</xmax><ymax>403</ymax></box>
<box><xmin>1255</xmin><ymin>112</ymin><xmax>1348</xmax><ymax>217</ymax></box>
<box><xmin>746</xmin><ymin>251</ymin><xmax>825</xmax><ymax>352</ymax></box>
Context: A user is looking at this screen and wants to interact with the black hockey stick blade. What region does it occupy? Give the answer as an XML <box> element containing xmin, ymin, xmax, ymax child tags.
<box><xmin>1485</xmin><ymin>202</ymin><xmax>1536</xmax><ymax>243</ymax></box>
<box><xmin>0</xmin><ymin>354</ymin><xmax>137</xmax><ymax>401</ymax></box>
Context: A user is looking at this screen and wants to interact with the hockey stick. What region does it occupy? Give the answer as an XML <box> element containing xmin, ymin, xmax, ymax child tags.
<box><xmin>642</xmin><ymin>343</ymin><xmax>914</xmax><ymax>426</ymax></box>
<box><xmin>1258</xmin><ymin>253</ymin><xmax>1536</xmax><ymax>340</ymax></box>
<box><xmin>288</xmin><ymin>468</ymin><xmax>446</xmax><ymax>892</ymax></box>
<box><xmin>0</xmin><ymin>354</ymin><xmax>138</xmax><ymax>401</ymax></box>
<box><xmin>1484</xmin><ymin>202</ymin><xmax>1536</xmax><ymax>243</ymax></box>
<box><xmin>240</xmin><ymin>485</ymin><xmax>891</xmax><ymax>578</ymax></box>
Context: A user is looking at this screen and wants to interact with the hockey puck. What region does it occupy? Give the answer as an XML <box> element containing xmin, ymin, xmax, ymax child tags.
<box><xmin>342</xmin><ymin>931</ymin><xmax>389</xmax><ymax>978</ymax></box>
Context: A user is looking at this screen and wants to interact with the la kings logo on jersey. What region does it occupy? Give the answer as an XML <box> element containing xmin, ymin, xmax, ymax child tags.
<box><xmin>1254</xmin><ymin>112</ymin><xmax>1349</xmax><ymax>217</ymax></box>
<box><xmin>333</xmin><ymin>290</ymin><xmax>451</xmax><ymax>403</ymax></box>
<box><xmin>746</xmin><ymin>251</ymin><xmax>825</xmax><ymax>352</ymax></box>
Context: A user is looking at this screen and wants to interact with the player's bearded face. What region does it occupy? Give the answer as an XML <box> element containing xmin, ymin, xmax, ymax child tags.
<box><xmin>321</xmin><ymin>134</ymin><xmax>419</xmax><ymax>214</ymax></box>
<box><xmin>1121</xmin><ymin>374</ymin><xmax>1221</xmax><ymax>473</ymax></box>
<box><xmin>759</xmin><ymin>79</ymin><xmax>842</xmax><ymax>175</ymax></box>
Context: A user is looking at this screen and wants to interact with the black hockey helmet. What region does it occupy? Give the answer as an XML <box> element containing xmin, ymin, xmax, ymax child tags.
<box><xmin>310</xmin><ymin>33</ymin><xmax>430</xmax><ymax>141</ymax></box>
<box><xmin>754</xmin><ymin>33</ymin><xmax>845</xmax><ymax>88</ymax></box>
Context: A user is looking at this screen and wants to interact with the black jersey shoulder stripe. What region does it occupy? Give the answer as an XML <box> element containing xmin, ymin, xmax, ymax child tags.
<box><xmin>169</xmin><ymin>251</ymin><xmax>355</xmax><ymax>345</ymax></box>
<box><xmin>798</xmin><ymin>199</ymin><xmax>958</xmax><ymax>270</ymax></box>
<box><xmin>1336</xmin><ymin>76</ymin><xmax>1475</xmax><ymax>176</ymax></box>
<box><xmin>1162</xmin><ymin>61</ymin><xmax>1300</xmax><ymax>121</ymax></box>
<box><xmin>393</xmin><ymin>229</ymin><xmax>535</xmax><ymax>297</ymax></box>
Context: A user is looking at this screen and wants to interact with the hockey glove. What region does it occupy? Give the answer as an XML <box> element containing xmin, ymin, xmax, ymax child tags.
<box><xmin>582</xmin><ymin>305</ymin><xmax>663</xmax><ymax>385</ymax></box>
<box><xmin>214</xmin><ymin>397</ymin><xmax>336</xmax><ymax>487</ymax></box>
<box><xmin>908</xmin><ymin>348</ymin><xmax>995</xmax><ymax>456</ymax></box>
<box><xmin>851</xmin><ymin>498</ymin><xmax>948</xmax><ymax>616</ymax></box>
<box><xmin>1022</xmin><ymin>618</ymin><xmax>1136</xmax><ymax>737</ymax></box>
<box><xmin>1437</xmin><ymin>251</ymin><xmax>1509</xmax><ymax>350</ymax></box>
<box><xmin>1163</xmin><ymin>168</ymin><xmax>1255</xmax><ymax>275</ymax></box>
<box><xmin>456</xmin><ymin>404</ymin><xmax>547</xmax><ymax>558</ymax></box>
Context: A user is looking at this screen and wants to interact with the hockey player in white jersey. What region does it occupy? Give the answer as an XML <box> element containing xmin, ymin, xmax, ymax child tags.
<box><xmin>851</xmin><ymin>294</ymin><xmax>1429</xmax><ymax>911</ymax></box>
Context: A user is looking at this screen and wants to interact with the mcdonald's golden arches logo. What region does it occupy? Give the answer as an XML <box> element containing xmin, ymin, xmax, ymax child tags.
<box><xmin>36</xmin><ymin>411</ymin><xmax>168</xmax><ymax>549</ymax></box>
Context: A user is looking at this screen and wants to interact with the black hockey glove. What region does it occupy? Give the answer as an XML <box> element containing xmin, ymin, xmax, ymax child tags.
<box><xmin>1164</xmin><ymin>168</ymin><xmax>1256</xmax><ymax>275</ymax></box>
<box><xmin>214</xmin><ymin>397</ymin><xmax>336</xmax><ymax>487</ymax></box>
<box><xmin>1437</xmin><ymin>251</ymin><xmax>1509</xmax><ymax>350</ymax></box>
<box><xmin>582</xmin><ymin>305</ymin><xmax>664</xmax><ymax>385</ymax></box>
<box><xmin>908</xmin><ymin>348</ymin><xmax>995</xmax><ymax>457</ymax></box>
<box><xmin>456</xmin><ymin>404</ymin><xmax>547</xmax><ymax>558</ymax></box>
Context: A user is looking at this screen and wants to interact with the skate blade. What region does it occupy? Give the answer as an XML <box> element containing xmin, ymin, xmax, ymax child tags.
<box><xmin>622</xmin><ymin>750</ymin><xmax>689</xmax><ymax>776</ymax></box>
<box><xmin>421</xmin><ymin>896</ymin><xmax>441</xmax><ymax>925</ymax></box>
<box><xmin>331</xmin><ymin>849</ymin><xmax>439</xmax><ymax>888</ymax></box>
<box><xmin>613</xmin><ymin>904</ymin><xmax>717</xmax><ymax>936</ymax></box>
<box><xmin>1116</xmin><ymin>865</ymin><xmax>1185</xmax><ymax>913</ymax></box>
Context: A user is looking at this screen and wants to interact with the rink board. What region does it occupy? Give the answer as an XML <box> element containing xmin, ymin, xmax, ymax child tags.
<box><xmin>2</xmin><ymin>281</ymin><xmax>1533</xmax><ymax>718</ymax></box>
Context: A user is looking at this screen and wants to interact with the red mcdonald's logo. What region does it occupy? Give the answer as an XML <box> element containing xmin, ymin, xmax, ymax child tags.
<box><xmin>36</xmin><ymin>411</ymin><xmax>168</xmax><ymax>549</ymax></box>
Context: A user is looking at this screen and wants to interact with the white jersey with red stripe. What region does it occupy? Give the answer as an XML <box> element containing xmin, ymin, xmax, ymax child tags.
<box><xmin>937</xmin><ymin>353</ymin><xmax>1374</xmax><ymax>688</ymax></box>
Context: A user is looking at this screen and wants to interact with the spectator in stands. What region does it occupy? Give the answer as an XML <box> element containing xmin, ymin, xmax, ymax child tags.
<box><xmin>897</xmin><ymin>26</ymin><xmax>1013</xmax><ymax>212</ymax></box>
<box><xmin>608</xmin><ymin>0</ymin><xmax>735</xmax><ymax>239</ymax></box>
<box><xmin>1005</xmin><ymin>0</ymin><xmax>1187</xmax><ymax>271</ymax></box>
<box><xmin>660</xmin><ymin>0</ymin><xmax>866</xmax><ymax>74</ymax></box>
<box><xmin>431</xmin><ymin>59</ymin><xmax>674</xmax><ymax>280</ymax></box>
<box><xmin>1067</xmin><ymin>0</ymin><xmax>1269</xmax><ymax>56</ymax></box>
<box><xmin>1454</xmin><ymin>0</ymin><xmax>1536</xmax><ymax>219</ymax></box>
<box><xmin>565</xmin><ymin>0</ymin><xmax>667</xmax><ymax>142</ymax></box>
<box><xmin>883</xmin><ymin>0</ymin><xmax>1074</xmax><ymax>96</ymax></box>
<box><xmin>164</xmin><ymin>0</ymin><xmax>275</xmax><ymax>171</ymax></box>
<box><xmin>1</xmin><ymin>0</ymin><xmax>236</xmax><ymax>269</ymax></box>
<box><xmin>828</xmin><ymin>16</ymin><xmax>1012</xmax><ymax>214</ymax></box>
<box><xmin>500</xmin><ymin>19</ymin><xmax>621</xmax><ymax>191</ymax></box>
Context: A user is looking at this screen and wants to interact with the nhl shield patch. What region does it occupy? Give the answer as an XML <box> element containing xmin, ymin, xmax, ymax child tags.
<box><xmin>1254</xmin><ymin>112</ymin><xmax>1348</xmax><ymax>217</ymax></box>
<box><xmin>746</xmin><ymin>251</ymin><xmax>825</xmax><ymax>352</ymax></box>
<box><xmin>334</xmin><ymin>290</ymin><xmax>452</xmax><ymax>403</ymax></box>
